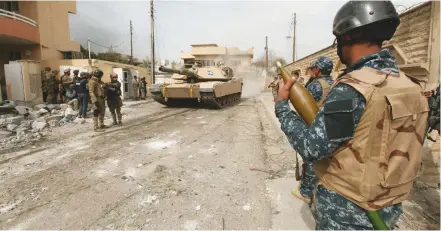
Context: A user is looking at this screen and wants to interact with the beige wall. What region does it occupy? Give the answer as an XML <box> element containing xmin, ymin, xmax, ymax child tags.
<box><xmin>285</xmin><ymin>2</ymin><xmax>439</xmax><ymax>89</ymax></box>
<box><xmin>36</xmin><ymin>1</ymin><xmax>80</xmax><ymax>57</ymax></box>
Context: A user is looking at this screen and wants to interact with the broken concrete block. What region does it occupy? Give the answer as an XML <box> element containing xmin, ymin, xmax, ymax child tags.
<box><xmin>47</xmin><ymin>104</ymin><xmax>55</xmax><ymax>111</ymax></box>
<box><xmin>6</xmin><ymin>124</ymin><xmax>17</xmax><ymax>132</ymax></box>
<box><xmin>51</xmin><ymin>109</ymin><xmax>60</xmax><ymax>114</ymax></box>
<box><xmin>33</xmin><ymin>104</ymin><xmax>47</xmax><ymax>111</ymax></box>
<box><xmin>38</xmin><ymin>108</ymin><xmax>49</xmax><ymax>115</ymax></box>
<box><xmin>60</xmin><ymin>104</ymin><xmax>69</xmax><ymax>111</ymax></box>
<box><xmin>6</xmin><ymin>116</ymin><xmax>24</xmax><ymax>125</ymax></box>
<box><xmin>19</xmin><ymin>120</ymin><xmax>32</xmax><ymax>128</ymax></box>
<box><xmin>35</xmin><ymin>117</ymin><xmax>47</xmax><ymax>123</ymax></box>
<box><xmin>32</xmin><ymin>121</ymin><xmax>47</xmax><ymax>131</ymax></box>
<box><xmin>46</xmin><ymin>115</ymin><xmax>64</xmax><ymax>122</ymax></box>
<box><xmin>0</xmin><ymin>131</ymin><xmax>13</xmax><ymax>139</ymax></box>
<box><xmin>48</xmin><ymin>120</ymin><xmax>59</xmax><ymax>127</ymax></box>
<box><xmin>74</xmin><ymin>117</ymin><xmax>86</xmax><ymax>124</ymax></box>
<box><xmin>16</xmin><ymin>127</ymin><xmax>29</xmax><ymax>134</ymax></box>
<box><xmin>14</xmin><ymin>106</ymin><xmax>32</xmax><ymax>115</ymax></box>
<box><xmin>28</xmin><ymin>112</ymin><xmax>40</xmax><ymax>120</ymax></box>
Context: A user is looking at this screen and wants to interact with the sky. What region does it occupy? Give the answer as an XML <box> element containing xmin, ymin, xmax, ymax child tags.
<box><xmin>69</xmin><ymin>0</ymin><xmax>425</xmax><ymax>64</ymax></box>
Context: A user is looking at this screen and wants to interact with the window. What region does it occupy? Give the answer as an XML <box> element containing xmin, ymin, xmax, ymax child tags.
<box><xmin>9</xmin><ymin>52</ymin><xmax>21</xmax><ymax>61</ymax></box>
<box><xmin>5</xmin><ymin>1</ymin><xmax>19</xmax><ymax>12</ymax></box>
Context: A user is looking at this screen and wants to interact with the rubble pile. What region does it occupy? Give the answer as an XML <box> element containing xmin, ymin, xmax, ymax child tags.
<box><xmin>0</xmin><ymin>103</ymin><xmax>90</xmax><ymax>148</ymax></box>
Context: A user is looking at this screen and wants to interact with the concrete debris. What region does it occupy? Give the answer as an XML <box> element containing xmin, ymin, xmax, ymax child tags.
<box><xmin>35</xmin><ymin>117</ymin><xmax>47</xmax><ymax>123</ymax></box>
<box><xmin>46</xmin><ymin>115</ymin><xmax>64</xmax><ymax>122</ymax></box>
<box><xmin>74</xmin><ymin>117</ymin><xmax>85</xmax><ymax>124</ymax></box>
<box><xmin>48</xmin><ymin>120</ymin><xmax>59</xmax><ymax>127</ymax></box>
<box><xmin>59</xmin><ymin>104</ymin><xmax>69</xmax><ymax>111</ymax></box>
<box><xmin>38</xmin><ymin>108</ymin><xmax>49</xmax><ymax>115</ymax></box>
<box><xmin>28</xmin><ymin>112</ymin><xmax>40</xmax><ymax>120</ymax></box>
<box><xmin>51</xmin><ymin>109</ymin><xmax>59</xmax><ymax>114</ymax></box>
<box><xmin>32</xmin><ymin>121</ymin><xmax>47</xmax><ymax>131</ymax></box>
<box><xmin>195</xmin><ymin>205</ymin><xmax>201</xmax><ymax>211</ymax></box>
<box><xmin>33</xmin><ymin>104</ymin><xmax>47</xmax><ymax>111</ymax></box>
<box><xmin>46</xmin><ymin>104</ymin><xmax>56</xmax><ymax>111</ymax></box>
<box><xmin>6</xmin><ymin>116</ymin><xmax>24</xmax><ymax>125</ymax></box>
<box><xmin>0</xmin><ymin>131</ymin><xmax>13</xmax><ymax>139</ymax></box>
<box><xmin>14</xmin><ymin>106</ymin><xmax>31</xmax><ymax>115</ymax></box>
<box><xmin>242</xmin><ymin>203</ymin><xmax>252</xmax><ymax>211</ymax></box>
<box><xmin>6</xmin><ymin>124</ymin><xmax>17</xmax><ymax>132</ymax></box>
<box><xmin>15</xmin><ymin>127</ymin><xmax>29</xmax><ymax>134</ymax></box>
<box><xmin>19</xmin><ymin>120</ymin><xmax>32</xmax><ymax>129</ymax></box>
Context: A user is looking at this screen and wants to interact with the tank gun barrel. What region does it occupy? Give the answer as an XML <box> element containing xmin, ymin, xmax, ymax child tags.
<box><xmin>158</xmin><ymin>66</ymin><xmax>198</xmax><ymax>78</ymax></box>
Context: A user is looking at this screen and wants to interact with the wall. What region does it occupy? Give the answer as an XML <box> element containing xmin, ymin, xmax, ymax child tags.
<box><xmin>36</xmin><ymin>1</ymin><xmax>80</xmax><ymax>56</ymax></box>
<box><xmin>284</xmin><ymin>2</ymin><xmax>439</xmax><ymax>88</ymax></box>
<box><xmin>0</xmin><ymin>44</ymin><xmax>41</xmax><ymax>85</ymax></box>
<box><xmin>18</xmin><ymin>1</ymin><xmax>38</xmax><ymax>22</ymax></box>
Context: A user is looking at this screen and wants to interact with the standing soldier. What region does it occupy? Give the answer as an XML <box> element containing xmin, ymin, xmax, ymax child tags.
<box><xmin>291</xmin><ymin>56</ymin><xmax>333</xmax><ymax>203</ymax></box>
<box><xmin>267</xmin><ymin>74</ymin><xmax>281</xmax><ymax>99</ymax></box>
<box><xmin>60</xmin><ymin>68</ymin><xmax>74</xmax><ymax>103</ymax></box>
<box><xmin>76</xmin><ymin>72</ymin><xmax>89</xmax><ymax>118</ymax></box>
<box><xmin>89</xmin><ymin>69</ymin><xmax>107</xmax><ymax>132</ymax></box>
<box><xmin>73</xmin><ymin>70</ymin><xmax>79</xmax><ymax>82</ymax></box>
<box><xmin>104</xmin><ymin>73</ymin><xmax>123</xmax><ymax>125</ymax></box>
<box><xmin>132</xmin><ymin>76</ymin><xmax>139</xmax><ymax>100</ymax></box>
<box><xmin>275</xmin><ymin>1</ymin><xmax>428</xmax><ymax>229</ymax></box>
<box><xmin>41</xmin><ymin>67</ymin><xmax>51</xmax><ymax>103</ymax></box>
<box><xmin>49</xmin><ymin>70</ymin><xmax>60</xmax><ymax>104</ymax></box>
<box><xmin>139</xmin><ymin>77</ymin><xmax>147</xmax><ymax>100</ymax></box>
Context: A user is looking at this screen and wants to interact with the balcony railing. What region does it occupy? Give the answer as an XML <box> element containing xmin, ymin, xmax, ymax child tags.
<box><xmin>0</xmin><ymin>9</ymin><xmax>37</xmax><ymax>27</ymax></box>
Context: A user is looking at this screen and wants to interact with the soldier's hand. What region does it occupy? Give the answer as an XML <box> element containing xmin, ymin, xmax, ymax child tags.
<box><xmin>275</xmin><ymin>78</ymin><xmax>295</xmax><ymax>101</ymax></box>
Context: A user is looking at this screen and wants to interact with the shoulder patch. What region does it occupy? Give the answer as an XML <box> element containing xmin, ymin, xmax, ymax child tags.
<box><xmin>324</xmin><ymin>99</ymin><xmax>356</xmax><ymax>142</ymax></box>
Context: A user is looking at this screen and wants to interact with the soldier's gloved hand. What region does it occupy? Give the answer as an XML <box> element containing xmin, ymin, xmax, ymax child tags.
<box><xmin>92</xmin><ymin>102</ymin><xmax>98</xmax><ymax>110</ymax></box>
<box><xmin>275</xmin><ymin>77</ymin><xmax>295</xmax><ymax>101</ymax></box>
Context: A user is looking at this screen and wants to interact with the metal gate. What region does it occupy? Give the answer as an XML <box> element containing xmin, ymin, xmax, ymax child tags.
<box><xmin>4</xmin><ymin>60</ymin><xmax>42</xmax><ymax>104</ymax></box>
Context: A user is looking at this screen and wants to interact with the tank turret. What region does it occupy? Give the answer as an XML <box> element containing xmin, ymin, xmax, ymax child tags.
<box><xmin>158</xmin><ymin>66</ymin><xmax>199</xmax><ymax>79</ymax></box>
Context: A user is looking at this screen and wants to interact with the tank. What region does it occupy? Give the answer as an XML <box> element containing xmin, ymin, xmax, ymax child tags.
<box><xmin>149</xmin><ymin>62</ymin><xmax>243</xmax><ymax>109</ymax></box>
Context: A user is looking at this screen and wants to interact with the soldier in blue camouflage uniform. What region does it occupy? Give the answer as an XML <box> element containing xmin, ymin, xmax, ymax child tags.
<box><xmin>292</xmin><ymin>57</ymin><xmax>334</xmax><ymax>203</ymax></box>
<box><xmin>275</xmin><ymin>1</ymin><xmax>405</xmax><ymax>229</ymax></box>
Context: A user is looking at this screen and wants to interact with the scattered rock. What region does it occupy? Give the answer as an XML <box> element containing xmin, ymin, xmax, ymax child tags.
<box><xmin>46</xmin><ymin>115</ymin><xmax>64</xmax><ymax>122</ymax></box>
<box><xmin>15</xmin><ymin>127</ymin><xmax>29</xmax><ymax>134</ymax></box>
<box><xmin>6</xmin><ymin>124</ymin><xmax>17</xmax><ymax>132</ymax></box>
<box><xmin>31</xmin><ymin>121</ymin><xmax>47</xmax><ymax>131</ymax></box>
<box><xmin>0</xmin><ymin>131</ymin><xmax>13</xmax><ymax>139</ymax></box>
<box><xmin>242</xmin><ymin>203</ymin><xmax>252</xmax><ymax>211</ymax></box>
<box><xmin>6</xmin><ymin>116</ymin><xmax>24</xmax><ymax>125</ymax></box>
<box><xmin>188</xmin><ymin>155</ymin><xmax>193</xmax><ymax>159</ymax></box>
<box><xmin>33</xmin><ymin>104</ymin><xmax>47</xmax><ymax>111</ymax></box>
<box><xmin>14</xmin><ymin>106</ymin><xmax>31</xmax><ymax>115</ymax></box>
<box><xmin>51</xmin><ymin>109</ymin><xmax>60</xmax><ymax>114</ymax></box>
<box><xmin>59</xmin><ymin>104</ymin><xmax>69</xmax><ymax>111</ymax></box>
<box><xmin>74</xmin><ymin>117</ymin><xmax>85</xmax><ymax>124</ymax></box>
<box><xmin>35</xmin><ymin>117</ymin><xmax>47</xmax><ymax>123</ymax></box>
<box><xmin>19</xmin><ymin>120</ymin><xmax>32</xmax><ymax>129</ymax></box>
<box><xmin>46</xmin><ymin>104</ymin><xmax>55</xmax><ymax>111</ymax></box>
<box><xmin>28</xmin><ymin>112</ymin><xmax>40</xmax><ymax>120</ymax></box>
<box><xmin>137</xmin><ymin>164</ymin><xmax>143</xmax><ymax>168</ymax></box>
<box><xmin>38</xmin><ymin>108</ymin><xmax>49</xmax><ymax>115</ymax></box>
<box><xmin>52</xmin><ymin>104</ymin><xmax>61</xmax><ymax>110</ymax></box>
<box><xmin>195</xmin><ymin>205</ymin><xmax>201</xmax><ymax>211</ymax></box>
<box><xmin>48</xmin><ymin>120</ymin><xmax>59</xmax><ymax>127</ymax></box>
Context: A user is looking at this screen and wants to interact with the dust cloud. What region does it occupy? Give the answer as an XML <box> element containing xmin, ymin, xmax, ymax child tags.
<box><xmin>239</xmin><ymin>69</ymin><xmax>267</xmax><ymax>98</ymax></box>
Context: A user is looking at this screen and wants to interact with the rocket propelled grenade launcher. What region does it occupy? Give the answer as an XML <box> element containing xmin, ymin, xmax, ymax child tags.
<box><xmin>276</xmin><ymin>61</ymin><xmax>319</xmax><ymax>125</ymax></box>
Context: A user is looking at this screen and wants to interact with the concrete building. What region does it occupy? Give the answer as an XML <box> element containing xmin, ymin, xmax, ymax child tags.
<box><xmin>284</xmin><ymin>1</ymin><xmax>440</xmax><ymax>90</ymax></box>
<box><xmin>180</xmin><ymin>44</ymin><xmax>254</xmax><ymax>71</ymax></box>
<box><xmin>0</xmin><ymin>1</ymin><xmax>81</xmax><ymax>87</ymax></box>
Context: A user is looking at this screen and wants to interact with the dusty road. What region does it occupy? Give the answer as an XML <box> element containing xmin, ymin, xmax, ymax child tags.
<box><xmin>0</xmin><ymin>91</ymin><xmax>280</xmax><ymax>229</ymax></box>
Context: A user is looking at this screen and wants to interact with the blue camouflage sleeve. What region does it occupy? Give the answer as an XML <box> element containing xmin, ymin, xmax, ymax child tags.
<box><xmin>275</xmin><ymin>83</ymin><xmax>366</xmax><ymax>162</ymax></box>
<box><xmin>306</xmin><ymin>80</ymin><xmax>323</xmax><ymax>103</ymax></box>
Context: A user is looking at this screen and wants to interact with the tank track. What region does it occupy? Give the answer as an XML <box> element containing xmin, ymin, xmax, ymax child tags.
<box><xmin>151</xmin><ymin>92</ymin><xmax>241</xmax><ymax>109</ymax></box>
<box><xmin>200</xmin><ymin>92</ymin><xmax>242</xmax><ymax>109</ymax></box>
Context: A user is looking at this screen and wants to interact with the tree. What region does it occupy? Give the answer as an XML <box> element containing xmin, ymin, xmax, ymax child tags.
<box><xmin>271</xmin><ymin>57</ymin><xmax>287</xmax><ymax>68</ymax></box>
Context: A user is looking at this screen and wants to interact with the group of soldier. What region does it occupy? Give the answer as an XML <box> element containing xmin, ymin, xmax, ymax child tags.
<box><xmin>41</xmin><ymin>68</ymin><xmax>124</xmax><ymax>132</ymax></box>
<box><xmin>269</xmin><ymin>1</ymin><xmax>440</xmax><ymax>229</ymax></box>
<box><xmin>132</xmin><ymin>76</ymin><xmax>148</xmax><ymax>100</ymax></box>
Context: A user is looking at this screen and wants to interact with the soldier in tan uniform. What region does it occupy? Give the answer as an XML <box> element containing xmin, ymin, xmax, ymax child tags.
<box><xmin>104</xmin><ymin>73</ymin><xmax>123</xmax><ymax>125</ymax></box>
<box><xmin>48</xmin><ymin>70</ymin><xmax>60</xmax><ymax>104</ymax></box>
<box><xmin>267</xmin><ymin>74</ymin><xmax>281</xmax><ymax>99</ymax></box>
<box><xmin>41</xmin><ymin>67</ymin><xmax>51</xmax><ymax>103</ymax></box>
<box><xmin>89</xmin><ymin>69</ymin><xmax>107</xmax><ymax>132</ymax></box>
<box><xmin>60</xmin><ymin>68</ymin><xmax>74</xmax><ymax>103</ymax></box>
<box><xmin>132</xmin><ymin>76</ymin><xmax>139</xmax><ymax>100</ymax></box>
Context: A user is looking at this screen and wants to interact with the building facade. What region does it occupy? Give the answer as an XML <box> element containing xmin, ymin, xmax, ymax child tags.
<box><xmin>0</xmin><ymin>1</ymin><xmax>80</xmax><ymax>87</ymax></box>
<box><xmin>285</xmin><ymin>1</ymin><xmax>440</xmax><ymax>90</ymax></box>
<box><xmin>180</xmin><ymin>44</ymin><xmax>254</xmax><ymax>72</ymax></box>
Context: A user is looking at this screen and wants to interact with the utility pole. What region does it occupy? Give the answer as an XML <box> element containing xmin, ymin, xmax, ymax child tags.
<box><xmin>130</xmin><ymin>20</ymin><xmax>133</xmax><ymax>65</ymax></box>
<box><xmin>150</xmin><ymin>0</ymin><xmax>155</xmax><ymax>84</ymax></box>
<box><xmin>265</xmin><ymin>36</ymin><xmax>268</xmax><ymax>74</ymax></box>
<box><xmin>286</xmin><ymin>13</ymin><xmax>297</xmax><ymax>62</ymax></box>
<box><xmin>87</xmin><ymin>38</ymin><xmax>91</xmax><ymax>59</ymax></box>
<box><xmin>292</xmin><ymin>13</ymin><xmax>296</xmax><ymax>62</ymax></box>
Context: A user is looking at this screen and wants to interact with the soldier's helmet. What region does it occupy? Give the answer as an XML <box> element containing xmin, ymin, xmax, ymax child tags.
<box><xmin>44</xmin><ymin>67</ymin><xmax>51</xmax><ymax>71</ymax></box>
<box><xmin>333</xmin><ymin>1</ymin><xmax>400</xmax><ymax>42</ymax></box>
<box><xmin>64</xmin><ymin>68</ymin><xmax>71</xmax><ymax>73</ymax></box>
<box><xmin>309</xmin><ymin>57</ymin><xmax>333</xmax><ymax>75</ymax></box>
<box><xmin>110</xmin><ymin>73</ymin><xmax>118</xmax><ymax>78</ymax></box>
<box><xmin>94</xmin><ymin>69</ymin><xmax>104</xmax><ymax>78</ymax></box>
<box><xmin>73</xmin><ymin>70</ymin><xmax>79</xmax><ymax>74</ymax></box>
